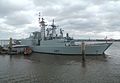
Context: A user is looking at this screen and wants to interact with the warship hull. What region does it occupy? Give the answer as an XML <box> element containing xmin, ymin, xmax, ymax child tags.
<box><xmin>32</xmin><ymin>43</ymin><xmax>112</xmax><ymax>55</ymax></box>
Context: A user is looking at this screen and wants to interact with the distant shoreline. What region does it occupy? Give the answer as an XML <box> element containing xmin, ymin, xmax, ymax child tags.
<box><xmin>0</xmin><ymin>39</ymin><xmax>120</xmax><ymax>42</ymax></box>
<box><xmin>75</xmin><ymin>39</ymin><xmax>120</xmax><ymax>42</ymax></box>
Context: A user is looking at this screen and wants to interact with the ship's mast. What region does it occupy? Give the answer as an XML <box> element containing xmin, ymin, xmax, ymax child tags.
<box><xmin>51</xmin><ymin>19</ymin><xmax>57</xmax><ymax>38</ymax></box>
<box><xmin>38</xmin><ymin>12</ymin><xmax>46</xmax><ymax>40</ymax></box>
<box><xmin>60</xmin><ymin>28</ymin><xmax>64</xmax><ymax>38</ymax></box>
<box><xmin>38</xmin><ymin>12</ymin><xmax>41</xmax><ymax>27</ymax></box>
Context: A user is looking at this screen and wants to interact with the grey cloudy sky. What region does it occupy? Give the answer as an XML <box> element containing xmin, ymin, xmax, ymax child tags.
<box><xmin>0</xmin><ymin>0</ymin><xmax>120</xmax><ymax>39</ymax></box>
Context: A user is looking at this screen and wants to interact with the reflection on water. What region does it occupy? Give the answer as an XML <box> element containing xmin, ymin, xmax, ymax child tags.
<box><xmin>0</xmin><ymin>42</ymin><xmax>120</xmax><ymax>83</ymax></box>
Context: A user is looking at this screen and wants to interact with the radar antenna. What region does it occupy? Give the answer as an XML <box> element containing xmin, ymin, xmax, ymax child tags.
<box><xmin>51</xmin><ymin>19</ymin><xmax>56</xmax><ymax>28</ymax></box>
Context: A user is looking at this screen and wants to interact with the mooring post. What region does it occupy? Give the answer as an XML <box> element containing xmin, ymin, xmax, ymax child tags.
<box><xmin>1</xmin><ymin>40</ymin><xmax>2</xmax><ymax>47</ymax></box>
<box><xmin>81</xmin><ymin>41</ymin><xmax>86</xmax><ymax>61</ymax></box>
<box><xmin>9</xmin><ymin>38</ymin><xmax>12</xmax><ymax>54</ymax></box>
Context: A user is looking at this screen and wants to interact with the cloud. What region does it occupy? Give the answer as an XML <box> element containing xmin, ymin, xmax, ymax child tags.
<box><xmin>0</xmin><ymin>0</ymin><xmax>25</xmax><ymax>17</ymax></box>
<box><xmin>0</xmin><ymin>0</ymin><xmax>120</xmax><ymax>39</ymax></box>
<box><xmin>4</xmin><ymin>11</ymin><xmax>32</xmax><ymax>26</ymax></box>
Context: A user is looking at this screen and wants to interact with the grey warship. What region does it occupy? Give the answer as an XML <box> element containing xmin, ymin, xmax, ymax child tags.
<box><xmin>21</xmin><ymin>13</ymin><xmax>112</xmax><ymax>55</ymax></box>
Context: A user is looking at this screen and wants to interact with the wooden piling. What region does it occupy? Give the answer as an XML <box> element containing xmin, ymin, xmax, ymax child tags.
<box><xmin>9</xmin><ymin>38</ymin><xmax>12</xmax><ymax>54</ymax></box>
<box><xmin>81</xmin><ymin>41</ymin><xmax>85</xmax><ymax>61</ymax></box>
<box><xmin>0</xmin><ymin>40</ymin><xmax>2</xmax><ymax>46</ymax></box>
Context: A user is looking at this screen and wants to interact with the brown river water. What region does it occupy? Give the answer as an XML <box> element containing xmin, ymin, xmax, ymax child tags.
<box><xmin>0</xmin><ymin>42</ymin><xmax>120</xmax><ymax>83</ymax></box>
